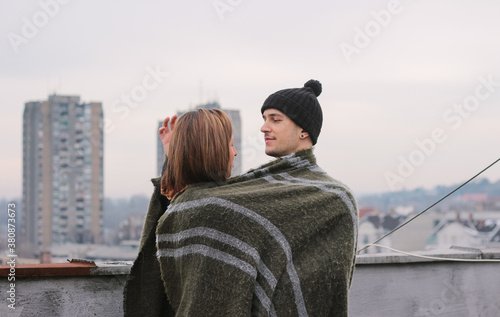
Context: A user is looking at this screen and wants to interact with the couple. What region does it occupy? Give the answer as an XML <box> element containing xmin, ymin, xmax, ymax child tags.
<box><xmin>124</xmin><ymin>80</ymin><xmax>358</xmax><ymax>317</ymax></box>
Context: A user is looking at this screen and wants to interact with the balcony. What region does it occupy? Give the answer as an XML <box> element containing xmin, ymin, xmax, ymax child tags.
<box><xmin>1</xmin><ymin>248</ymin><xmax>499</xmax><ymax>316</ymax></box>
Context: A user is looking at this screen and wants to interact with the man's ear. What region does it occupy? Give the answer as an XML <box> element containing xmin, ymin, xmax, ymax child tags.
<box><xmin>300</xmin><ymin>130</ymin><xmax>309</xmax><ymax>139</ymax></box>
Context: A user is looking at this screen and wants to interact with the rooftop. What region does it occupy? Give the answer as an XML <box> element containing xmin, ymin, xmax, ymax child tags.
<box><xmin>1</xmin><ymin>248</ymin><xmax>499</xmax><ymax>316</ymax></box>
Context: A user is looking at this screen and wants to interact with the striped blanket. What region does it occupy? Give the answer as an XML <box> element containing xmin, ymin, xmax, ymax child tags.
<box><xmin>155</xmin><ymin>149</ymin><xmax>358</xmax><ymax>316</ymax></box>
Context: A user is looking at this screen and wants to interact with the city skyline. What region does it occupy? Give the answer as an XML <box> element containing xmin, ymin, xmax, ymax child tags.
<box><xmin>1</xmin><ymin>1</ymin><xmax>500</xmax><ymax>200</ymax></box>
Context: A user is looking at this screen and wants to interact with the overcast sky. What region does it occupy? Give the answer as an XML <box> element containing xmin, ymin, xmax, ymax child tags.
<box><xmin>1</xmin><ymin>0</ymin><xmax>499</xmax><ymax>200</ymax></box>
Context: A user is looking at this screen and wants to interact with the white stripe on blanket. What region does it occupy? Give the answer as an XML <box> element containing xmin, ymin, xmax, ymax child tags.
<box><xmin>157</xmin><ymin>227</ymin><xmax>277</xmax><ymax>289</ymax></box>
<box><xmin>165</xmin><ymin>197</ymin><xmax>309</xmax><ymax>317</ymax></box>
<box><xmin>263</xmin><ymin>174</ymin><xmax>359</xmax><ymax>256</ymax></box>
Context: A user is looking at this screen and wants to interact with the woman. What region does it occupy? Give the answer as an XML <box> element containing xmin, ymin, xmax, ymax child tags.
<box><xmin>160</xmin><ymin>108</ymin><xmax>237</xmax><ymax>199</ymax></box>
<box><xmin>123</xmin><ymin>108</ymin><xmax>237</xmax><ymax>316</ymax></box>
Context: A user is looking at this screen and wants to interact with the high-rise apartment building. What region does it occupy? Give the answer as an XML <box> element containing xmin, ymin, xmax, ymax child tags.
<box><xmin>23</xmin><ymin>95</ymin><xmax>103</xmax><ymax>257</ymax></box>
<box><xmin>156</xmin><ymin>102</ymin><xmax>242</xmax><ymax>176</ymax></box>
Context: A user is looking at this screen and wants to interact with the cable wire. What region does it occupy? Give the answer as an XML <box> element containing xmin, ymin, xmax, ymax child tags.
<box><xmin>358</xmin><ymin>157</ymin><xmax>500</xmax><ymax>254</ymax></box>
<box><xmin>362</xmin><ymin>244</ymin><xmax>500</xmax><ymax>262</ymax></box>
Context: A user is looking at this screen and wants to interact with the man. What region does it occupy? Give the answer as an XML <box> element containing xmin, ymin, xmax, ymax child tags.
<box><xmin>260</xmin><ymin>79</ymin><xmax>323</xmax><ymax>158</ymax></box>
<box><xmin>124</xmin><ymin>80</ymin><xmax>358</xmax><ymax>316</ymax></box>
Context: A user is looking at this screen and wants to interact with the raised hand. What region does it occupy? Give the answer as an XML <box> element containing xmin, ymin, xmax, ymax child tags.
<box><xmin>158</xmin><ymin>115</ymin><xmax>178</xmax><ymax>157</ymax></box>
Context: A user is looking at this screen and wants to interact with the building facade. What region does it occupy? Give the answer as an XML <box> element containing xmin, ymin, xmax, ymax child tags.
<box><xmin>23</xmin><ymin>95</ymin><xmax>103</xmax><ymax>257</ymax></box>
<box><xmin>156</xmin><ymin>101</ymin><xmax>242</xmax><ymax>176</ymax></box>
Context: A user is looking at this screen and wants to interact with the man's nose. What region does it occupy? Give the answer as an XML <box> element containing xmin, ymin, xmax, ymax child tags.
<box><xmin>260</xmin><ymin>122</ymin><xmax>269</xmax><ymax>133</ymax></box>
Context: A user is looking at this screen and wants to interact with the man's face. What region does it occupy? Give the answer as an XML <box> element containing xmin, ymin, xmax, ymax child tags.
<box><xmin>260</xmin><ymin>109</ymin><xmax>303</xmax><ymax>157</ymax></box>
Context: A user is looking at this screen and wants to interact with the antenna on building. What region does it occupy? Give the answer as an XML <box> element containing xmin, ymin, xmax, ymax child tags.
<box><xmin>213</xmin><ymin>90</ymin><xmax>219</xmax><ymax>104</ymax></box>
<box><xmin>47</xmin><ymin>77</ymin><xmax>58</xmax><ymax>96</ymax></box>
<box><xmin>199</xmin><ymin>79</ymin><xmax>203</xmax><ymax>105</ymax></box>
<box><xmin>58</xmin><ymin>75</ymin><xmax>62</xmax><ymax>95</ymax></box>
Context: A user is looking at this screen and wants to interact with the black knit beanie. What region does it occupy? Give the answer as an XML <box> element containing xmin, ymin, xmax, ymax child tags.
<box><xmin>261</xmin><ymin>79</ymin><xmax>323</xmax><ymax>145</ymax></box>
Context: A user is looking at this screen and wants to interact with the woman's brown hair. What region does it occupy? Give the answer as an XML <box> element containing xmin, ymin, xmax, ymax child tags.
<box><xmin>161</xmin><ymin>108</ymin><xmax>233</xmax><ymax>199</ymax></box>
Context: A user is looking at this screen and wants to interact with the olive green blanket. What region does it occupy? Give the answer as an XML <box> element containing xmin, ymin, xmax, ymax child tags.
<box><xmin>124</xmin><ymin>149</ymin><xmax>358</xmax><ymax>316</ymax></box>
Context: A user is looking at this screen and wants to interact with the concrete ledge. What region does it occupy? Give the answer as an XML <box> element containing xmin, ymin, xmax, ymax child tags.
<box><xmin>355</xmin><ymin>247</ymin><xmax>500</xmax><ymax>264</ymax></box>
<box><xmin>2</xmin><ymin>248</ymin><xmax>500</xmax><ymax>276</ymax></box>
<box><xmin>90</xmin><ymin>261</ymin><xmax>132</xmax><ymax>275</ymax></box>
<box><xmin>0</xmin><ymin>249</ymin><xmax>499</xmax><ymax>316</ymax></box>
<box><xmin>0</xmin><ymin>260</ymin><xmax>134</xmax><ymax>278</ymax></box>
<box><xmin>349</xmin><ymin>258</ymin><xmax>500</xmax><ymax>316</ymax></box>
<box><xmin>0</xmin><ymin>261</ymin><xmax>96</xmax><ymax>277</ymax></box>
<box><xmin>0</xmin><ymin>274</ymin><xmax>127</xmax><ymax>316</ymax></box>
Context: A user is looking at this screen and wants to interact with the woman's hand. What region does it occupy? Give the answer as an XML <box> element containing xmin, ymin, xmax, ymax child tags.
<box><xmin>159</xmin><ymin>115</ymin><xmax>178</xmax><ymax>157</ymax></box>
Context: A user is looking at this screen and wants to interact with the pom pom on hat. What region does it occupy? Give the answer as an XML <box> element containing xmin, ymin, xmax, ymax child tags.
<box><xmin>304</xmin><ymin>79</ymin><xmax>322</xmax><ymax>97</ymax></box>
<box><xmin>261</xmin><ymin>79</ymin><xmax>323</xmax><ymax>145</ymax></box>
